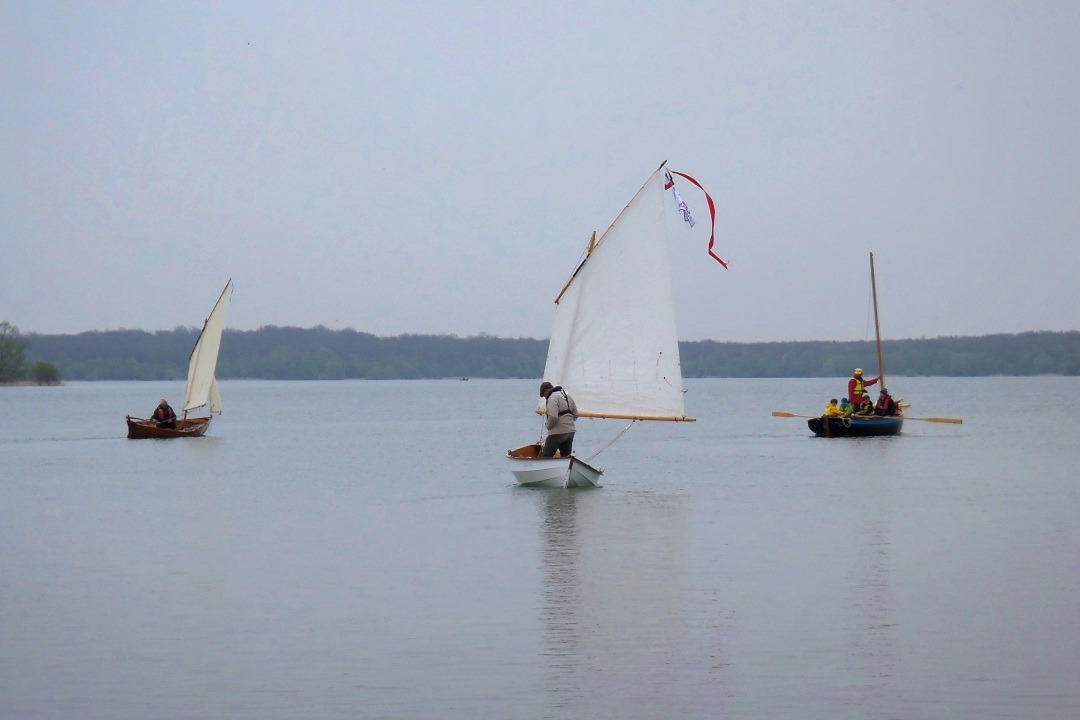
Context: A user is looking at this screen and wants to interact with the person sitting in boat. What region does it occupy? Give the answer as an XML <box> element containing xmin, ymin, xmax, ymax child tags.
<box><xmin>539</xmin><ymin>381</ymin><xmax>578</xmax><ymax>457</ymax></box>
<box><xmin>848</xmin><ymin>368</ymin><xmax>879</xmax><ymax>407</ymax></box>
<box><xmin>839</xmin><ymin>398</ymin><xmax>855</xmax><ymax>417</ymax></box>
<box><xmin>874</xmin><ymin>388</ymin><xmax>900</xmax><ymax>417</ymax></box>
<box><xmin>823</xmin><ymin>398</ymin><xmax>844</xmax><ymax>417</ymax></box>
<box><xmin>152</xmin><ymin>399</ymin><xmax>177</xmax><ymax>429</ymax></box>
<box><xmin>855</xmin><ymin>397</ymin><xmax>876</xmax><ymax>416</ymax></box>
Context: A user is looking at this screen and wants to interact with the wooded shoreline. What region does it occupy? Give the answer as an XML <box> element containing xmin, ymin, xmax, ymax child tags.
<box><xmin>22</xmin><ymin>328</ymin><xmax>1079</xmax><ymax>381</ymax></box>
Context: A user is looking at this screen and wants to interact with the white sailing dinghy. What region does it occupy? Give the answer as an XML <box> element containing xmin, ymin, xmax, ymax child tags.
<box><xmin>126</xmin><ymin>279</ymin><xmax>233</xmax><ymax>439</ymax></box>
<box><xmin>508</xmin><ymin>162</ymin><xmax>717</xmax><ymax>487</ymax></box>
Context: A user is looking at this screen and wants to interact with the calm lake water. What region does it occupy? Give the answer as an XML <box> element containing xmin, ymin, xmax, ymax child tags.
<box><xmin>1</xmin><ymin>377</ymin><xmax>1077</xmax><ymax>719</ymax></box>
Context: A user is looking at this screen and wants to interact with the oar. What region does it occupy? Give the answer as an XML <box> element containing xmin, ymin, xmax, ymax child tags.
<box><xmin>771</xmin><ymin>410</ymin><xmax>962</xmax><ymax>424</ymax></box>
<box><xmin>904</xmin><ymin>416</ymin><xmax>963</xmax><ymax>424</ymax></box>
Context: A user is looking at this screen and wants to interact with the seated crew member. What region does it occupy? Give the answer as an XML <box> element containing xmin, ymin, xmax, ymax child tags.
<box><xmin>874</xmin><ymin>388</ymin><xmax>899</xmax><ymax>417</ymax></box>
<box><xmin>153</xmin><ymin>398</ymin><xmax>177</xmax><ymax>429</ymax></box>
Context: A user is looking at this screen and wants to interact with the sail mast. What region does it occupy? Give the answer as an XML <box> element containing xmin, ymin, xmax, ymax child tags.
<box><xmin>870</xmin><ymin>252</ymin><xmax>885</xmax><ymax>389</ymax></box>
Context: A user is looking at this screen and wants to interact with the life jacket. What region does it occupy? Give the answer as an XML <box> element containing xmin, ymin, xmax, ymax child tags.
<box><xmin>553</xmin><ymin>387</ymin><xmax>573</xmax><ymax>416</ymax></box>
<box><xmin>851</xmin><ymin>375</ymin><xmax>878</xmax><ymax>401</ymax></box>
<box><xmin>876</xmin><ymin>395</ymin><xmax>896</xmax><ymax>416</ymax></box>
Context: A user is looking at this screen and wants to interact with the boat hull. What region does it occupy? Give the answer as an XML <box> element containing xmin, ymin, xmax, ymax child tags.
<box><xmin>807</xmin><ymin>415</ymin><xmax>903</xmax><ymax>438</ymax></box>
<box><xmin>126</xmin><ymin>416</ymin><xmax>212</xmax><ymax>439</ymax></box>
<box><xmin>507</xmin><ymin>443</ymin><xmax>603</xmax><ymax>488</ymax></box>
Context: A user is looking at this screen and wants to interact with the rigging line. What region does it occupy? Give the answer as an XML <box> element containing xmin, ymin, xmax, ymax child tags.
<box><xmin>657</xmin><ymin>351</ymin><xmax>675</xmax><ymax>387</ymax></box>
<box><xmin>586</xmin><ymin>419</ymin><xmax>637</xmax><ymax>463</ymax></box>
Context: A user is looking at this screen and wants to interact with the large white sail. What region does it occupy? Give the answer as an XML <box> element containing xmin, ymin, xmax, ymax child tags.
<box><xmin>541</xmin><ymin>164</ymin><xmax>689</xmax><ymax>420</ymax></box>
<box><xmin>183</xmin><ymin>280</ymin><xmax>232</xmax><ymax>413</ymax></box>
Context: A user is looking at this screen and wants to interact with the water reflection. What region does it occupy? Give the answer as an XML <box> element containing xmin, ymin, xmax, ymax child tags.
<box><xmin>532</xmin><ymin>487</ymin><xmax>728</xmax><ymax>717</ymax></box>
<box><xmin>538</xmin><ymin>490</ymin><xmax>586</xmax><ymax>708</ymax></box>
<box><xmin>845</xmin><ymin>478</ymin><xmax>900</xmax><ymax>713</ymax></box>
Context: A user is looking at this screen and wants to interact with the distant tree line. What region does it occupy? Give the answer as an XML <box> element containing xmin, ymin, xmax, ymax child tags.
<box><xmin>678</xmin><ymin>331</ymin><xmax>1080</xmax><ymax>378</ymax></box>
<box><xmin>23</xmin><ymin>326</ymin><xmax>547</xmax><ymax>381</ymax></box>
<box><xmin>16</xmin><ymin>326</ymin><xmax>1078</xmax><ymax>381</ymax></box>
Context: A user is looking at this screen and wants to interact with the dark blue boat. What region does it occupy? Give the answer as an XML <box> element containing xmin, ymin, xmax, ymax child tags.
<box><xmin>807</xmin><ymin>415</ymin><xmax>903</xmax><ymax>437</ymax></box>
<box><xmin>805</xmin><ymin>253</ymin><xmax>906</xmax><ymax>439</ymax></box>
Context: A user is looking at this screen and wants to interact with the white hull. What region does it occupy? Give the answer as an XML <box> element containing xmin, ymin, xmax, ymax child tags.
<box><xmin>507</xmin><ymin>445</ymin><xmax>603</xmax><ymax>488</ymax></box>
<box><xmin>566</xmin><ymin>457</ymin><xmax>603</xmax><ymax>488</ymax></box>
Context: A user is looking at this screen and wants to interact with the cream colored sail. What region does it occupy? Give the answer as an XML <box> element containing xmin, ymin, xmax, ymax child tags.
<box><xmin>183</xmin><ymin>280</ymin><xmax>232</xmax><ymax>413</ymax></box>
<box><xmin>541</xmin><ymin>164</ymin><xmax>690</xmax><ymax>421</ymax></box>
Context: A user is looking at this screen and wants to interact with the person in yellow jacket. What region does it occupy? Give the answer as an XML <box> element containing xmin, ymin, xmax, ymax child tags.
<box><xmin>824</xmin><ymin>398</ymin><xmax>844</xmax><ymax>416</ymax></box>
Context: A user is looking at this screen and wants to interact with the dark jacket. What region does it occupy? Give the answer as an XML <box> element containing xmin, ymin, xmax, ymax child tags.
<box><xmin>874</xmin><ymin>394</ymin><xmax>898</xmax><ymax>416</ymax></box>
<box><xmin>153</xmin><ymin>404</ymin><xmax>177</xmax><ymax>425</ymax></box>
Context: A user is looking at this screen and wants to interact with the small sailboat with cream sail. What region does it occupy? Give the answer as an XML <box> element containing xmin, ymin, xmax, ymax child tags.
<box><xmin>126</xmin><ymin>279</ymin><xmax>233</xmax><ymax>439</ymax></box>
<box><xmin>508</xmin><ymin>162</ymin><xmax>724</xmax><ymax>487</ymax></box>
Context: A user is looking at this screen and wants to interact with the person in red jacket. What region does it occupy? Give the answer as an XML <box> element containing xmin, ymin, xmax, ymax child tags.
<box><xmin>847</xmin><ymin>368</ymin><xmax>878</xmax><ymax>407</ymax></box>
<box><xmin>874</xmin><ymin>388</ymin><xmax>900</xmax><ymax>417</ymax></box>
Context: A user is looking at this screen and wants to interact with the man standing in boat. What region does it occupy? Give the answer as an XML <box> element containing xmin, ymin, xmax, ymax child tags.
<box><xmin>539</xmin><ymin>381</ymin><xmax>579</xmax><ymax>458</ymax></box>
<box><xmin>848</xmin><ymin>368</ymin><xmax>879</xmax><ymax>407</ymax></box>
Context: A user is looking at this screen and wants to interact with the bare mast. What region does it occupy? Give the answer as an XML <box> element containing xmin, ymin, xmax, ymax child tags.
<box><xmin>870</xmin><ymin>252</ymin><xmax>885</xmax><ymax>389</ymax></box>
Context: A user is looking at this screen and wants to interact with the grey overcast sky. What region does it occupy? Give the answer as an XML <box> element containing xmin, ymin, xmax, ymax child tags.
<box><xmin>2</xmin><ymin>0</ymin><xmax>1077</xmax><ymax>342</ymax></box>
